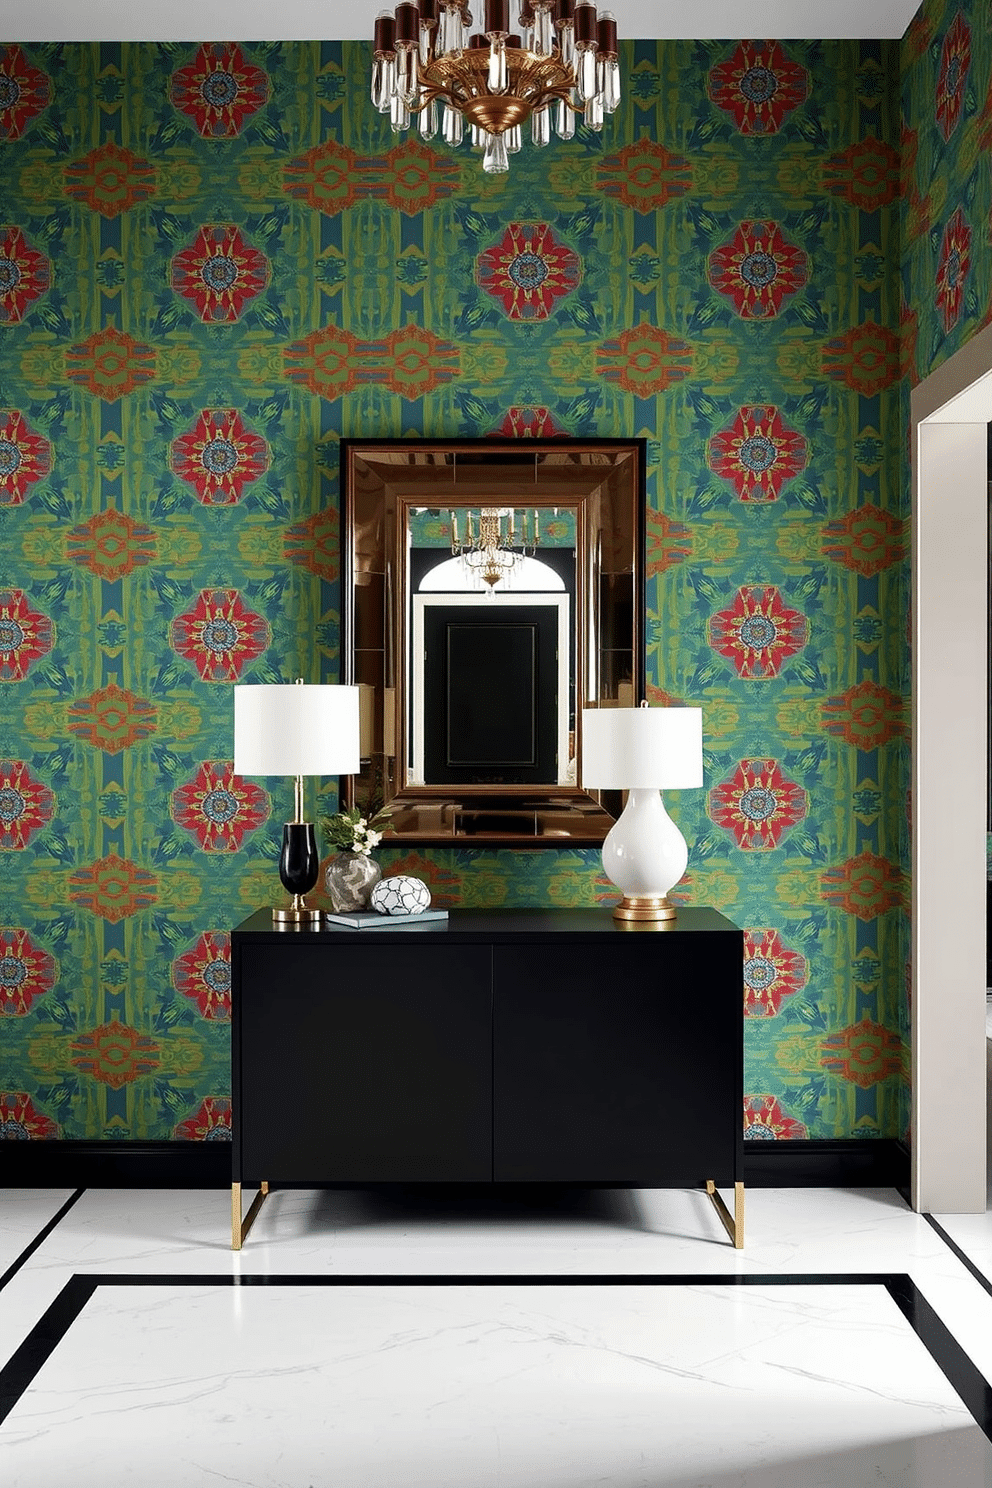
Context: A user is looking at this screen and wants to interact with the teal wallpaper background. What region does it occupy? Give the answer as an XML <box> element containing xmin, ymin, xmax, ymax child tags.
<box><xmin>0</xmin><ymin>36</ymin><xmax>910</xmax><ymax>1144</ymax></box>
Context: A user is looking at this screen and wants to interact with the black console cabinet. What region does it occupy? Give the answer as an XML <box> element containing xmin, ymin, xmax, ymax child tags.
<box><xmin>231</xmin><ymin>907</ymin><xmax>744</xmax><ymax>1246</ymax></box>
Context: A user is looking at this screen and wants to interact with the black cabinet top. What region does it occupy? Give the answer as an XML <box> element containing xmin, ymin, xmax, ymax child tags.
<box><xmin>231</xmin><ymin>906</ymin><xmax>741</xmax><ymax>942</ymax></box>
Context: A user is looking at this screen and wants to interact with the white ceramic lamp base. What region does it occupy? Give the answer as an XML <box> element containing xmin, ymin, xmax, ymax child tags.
<box><xmin>601</xmin><ymin>787</ymin><xmax>688</xmax><ymax>922</ymax></box>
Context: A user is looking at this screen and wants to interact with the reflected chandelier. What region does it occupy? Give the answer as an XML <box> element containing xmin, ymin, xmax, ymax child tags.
<box><xmin>370</xmin><ymin>1</ymin><xmax>621</xmax><ymax>174</ymax></box>
<box><xmin>451</xmin><ymin>508</ymin><xmax>537</xmax><ymax>589</ymax></box>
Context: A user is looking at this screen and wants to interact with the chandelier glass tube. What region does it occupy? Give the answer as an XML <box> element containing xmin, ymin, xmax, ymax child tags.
<box><xmin>371</xmin><ymin>1</ymin><xmax>620</xmax><ymax>174</ymax></box>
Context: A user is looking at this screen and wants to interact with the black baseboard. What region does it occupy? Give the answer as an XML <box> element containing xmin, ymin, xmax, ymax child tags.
<box><xmin>743</xmin><ymin>1138</ymin><xmax>910</xmax><ymax>1189</ymax></box>
<box><xmin>2</xmin><ymin>1138</ymin><xmax>911</xmax><ymax>1190</ymax></box>
<box><xmin>0</xmin><ymin>1141</ymin><xmax>232</xmax><ymax>1188</ymax></box>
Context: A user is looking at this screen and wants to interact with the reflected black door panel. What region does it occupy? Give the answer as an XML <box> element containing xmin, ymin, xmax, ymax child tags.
<box><xmin>424</xmin><ymin>604</ymin><xmax>558</xmax><ymax>784</ymax></box>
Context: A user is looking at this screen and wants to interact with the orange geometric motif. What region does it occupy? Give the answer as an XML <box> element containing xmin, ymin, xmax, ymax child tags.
<box><xmin>596</xmin><ymin>137</ymin><xmax>693</xmax><ymax>213</ymax></box>
<box><xmin>284</xmin><ymin>136</ymin><xmax>460</xmax><ymax>217</ymax></box>
<box><xmin>70</xmin><ymin>1020</ymin><xmax>161</xmax><ymax>1089</ymax></box>
<box><xmin>64</xmin><ymin>139</ymin><xmax>157</xmax><ymax>217</ymax></box>
<box><xmin>596</xmin><ymin>323</ymin><xmax>693</xmax><ymax>396</ymax></box>
<box><xmin>284</xmin><ymin>322</ymin><xmax>459</xmax><ymax>401</ymax></box>
<box><xmin>65</xmin><ymin>326</ymin><xmax>157</xmax><ymax>401</ymax></box>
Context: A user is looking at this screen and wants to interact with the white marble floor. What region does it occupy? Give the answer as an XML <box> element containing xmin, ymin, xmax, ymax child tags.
<box><xmin>2</xmin><ymin>1184</ymin><xmax>992</xmax><ymax>1486</ymax></box>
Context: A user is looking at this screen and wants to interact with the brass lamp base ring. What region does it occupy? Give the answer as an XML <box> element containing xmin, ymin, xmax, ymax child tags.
<box><xmin>272</xmin><ymin>894</ymin><xmax>322</xmax><ymax>926</ymax></box>
<box><xmin>612</xmin><ymin>895</ymin><xmax>678</xmax><ymax>923</ymax></box>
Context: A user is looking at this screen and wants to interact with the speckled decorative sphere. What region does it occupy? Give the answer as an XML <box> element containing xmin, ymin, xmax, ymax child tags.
<box><xmin>370</xmin><ymin>875</ymin><xmax>432</xmax><ymax>916</ymax></box>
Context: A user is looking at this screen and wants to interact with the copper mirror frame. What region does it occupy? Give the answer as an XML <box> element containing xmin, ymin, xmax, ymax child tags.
<box><xmin>341</xmin><ymin>437</ymin><xmax>646</xmax><ymax>845</ymax></box>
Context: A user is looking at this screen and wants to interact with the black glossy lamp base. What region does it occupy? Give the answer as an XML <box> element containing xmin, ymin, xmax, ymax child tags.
<box><xmin>275</xmin><ymin>823</ymin><xmax>321</xmax><ymax>926</ymax></box>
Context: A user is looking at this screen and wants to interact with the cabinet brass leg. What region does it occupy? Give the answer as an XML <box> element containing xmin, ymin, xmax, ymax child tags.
<box><xmin>231</xmin><ymin>1180</ymin><xmax>269</xmax><ymax>1251</ymax></box>
<box><xmin>705</xmin><ymin>1180</ymin><xmax>744</xmax><ymax>1249</ymax></box>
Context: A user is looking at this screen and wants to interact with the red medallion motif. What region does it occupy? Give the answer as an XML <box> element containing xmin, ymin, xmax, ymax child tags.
<box><xmin>0</xmin><ymin>46</ymin><xmax>52</xmax><ymax>141</ymax></box>
<box><xmin>476</xmin><ymin>223</ymin><xmax>581</xmax><ymax>321</ymax></box>
<box><xmin>0</xmin><ymin>1091</ymin><xmax>58</xmax><ymax>1139</ymax></box>
<box><xmin>0</xmin><ymin>927</ymin><xmax>57</xmax><ymax>1016</ymax></box>
<box><xmin>707</xmin><ymin>404</ymin><xmax>808</xmax><ymax>501</ymax></box>
<box><xmin>936</xmin><ymin>10</ymin><xmax>971</xmax><ymax>143</ymax></box>
<box><xmin>172</xmin><ymin>932</ymin><xmax>232</xmax><ymax>1021</ymax></box>
<box><xmin>708</xmin><ymin>586</ymin><xmax>809</xmax><ymax>680</ymax></box>
<box><xmin>935</xmin><ymin>206</ymin><xmax>971</xmax><ymax>335</ymax></box>
<box><xmin>743</xmin><ymin>1094</ymin><xmax>808</xmax><ymax>1140</ymax></box>
<box><xmin>170</xmin><ymin>589</ymin><xmax>271</xmax><ymax>682</ymax></box>
<box><xmin>0</xmin><ymin>760</ymin><xmax>54</xmax><ymax>850</ymax></box>
<box><xmin>0</xmin><ymin>590</ymin><xmax>55</xmax><ymax>682</ymax></box>
<box><xmin>171</xmin><ymin>224</ymin><xmax>270</xmax><ymax>324</ymax></box>
<box><xmin>743</xmin><ymin>929</ymin><xmax>808</xmax><ymax>1018</ymax></box>
<box><xmin>709</xmin><ymin>758</ymin><xmax>807</xmax><ymax>851</ymax></box>
<box><xmin>709</xmin><ymin>221</ymin><xmax>808</xmax><ymax>319</ymax></box>
<box><xmin>0</xmin><ymin>409</ymin><xmax>52</xmax><ymax>505</ymax></box>
<box><xmin>0</xmin><ymin>226</ymin><xmax>51</xmax><ymax>324</ymax></box>
<box><xmin>170</xmin><ymin>43</ymin><xmax>270</xmax><ymax>139</ymax></box>
<box><xmin>174</xmin><ymin>1095</ymin><xmax>232</xmax><ymax>1141</ymax></box>
<box><xmin>708</xmin><ymin>41</ymin><xmax>809</xmax><ymax>135</ymax></box>
<box><xmin>172</xmin><ymin>761</ymin><xmax>269</xmax><ymax>852</ymax></box>
<box><xmin>170</xmin><ymin>408</ymin><xmax>269</xmax><ymax>504</ymax></box>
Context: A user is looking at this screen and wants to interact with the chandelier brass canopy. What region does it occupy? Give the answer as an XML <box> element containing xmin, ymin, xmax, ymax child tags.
<box><xmin>371</xmin><ymin>1</ymin><xmax>621</xmax><ymax>174</ymax></box>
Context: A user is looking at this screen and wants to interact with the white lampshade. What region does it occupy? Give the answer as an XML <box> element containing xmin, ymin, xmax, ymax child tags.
<box><xmin>581</xmin><ymin>706</ymin><xmax>703</xmax><ymax>789</ymax></box>
<box><xmin>234</xmin><ymin>684</ymin><xmax>361</xmax><ymax>777</ymax></box>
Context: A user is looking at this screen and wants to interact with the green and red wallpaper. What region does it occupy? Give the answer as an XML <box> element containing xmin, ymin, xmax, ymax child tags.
<box><xmin>0</xmin><ymin>29</ymin><xmax>916</xmax><ymax>1146</ymax></box>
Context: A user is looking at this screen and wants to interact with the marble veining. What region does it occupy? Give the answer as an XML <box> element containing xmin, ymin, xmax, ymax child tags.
<box><xmin>1</xmin><ymin>1185</ymin><xmax>992</xmax><ymax>1486</ymax></box>
<box><xmin>3</xmin><ymin>1281</ymin><xmax>991</xmax><ymax>1487</ymax></box>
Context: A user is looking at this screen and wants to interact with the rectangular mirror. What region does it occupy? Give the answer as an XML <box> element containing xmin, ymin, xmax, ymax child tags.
<box><xmin>341</xmin><ymin>438</ymin><xmax>645</xmax><ymax>845</ymax></box>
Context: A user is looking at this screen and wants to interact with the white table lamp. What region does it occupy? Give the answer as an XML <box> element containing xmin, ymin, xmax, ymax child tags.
<box><xmin>234</xmin><ymin>681</ymin><xmax>360</xmax><ymax>924</ymax></box>
<box><xmin>581</xmin><ymin>703</ymin><xmax>703</xmax><ymax>923</ymax></box>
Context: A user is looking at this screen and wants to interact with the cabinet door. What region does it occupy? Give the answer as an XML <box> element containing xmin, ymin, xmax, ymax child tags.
<box><xmin>493</xmin><ymin>938</ymin><xmax>741</xmax><ymax>1185</ymax></box>
<box><xmin>237</xmin><ymin>942</ymin><xmax>492</xmax><ymax>1182</ymax></box>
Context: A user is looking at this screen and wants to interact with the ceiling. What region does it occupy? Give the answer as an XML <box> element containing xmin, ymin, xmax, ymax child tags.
<box><xmin>1</xmin><ymin>0</ymin><xmax>923</xmax><ymax>43</ymax></box>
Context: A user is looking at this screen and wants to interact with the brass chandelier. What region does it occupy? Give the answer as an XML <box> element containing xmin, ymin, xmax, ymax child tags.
<box><xmin>371</xmin><ymin>1</ymin><xmax>621</xmax><ymax>174</ymax></box>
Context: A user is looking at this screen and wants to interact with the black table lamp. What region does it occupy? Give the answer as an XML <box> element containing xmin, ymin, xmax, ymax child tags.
<box><xmin>233</xmin><ymin>681</ymin><xmax>360</xmax><ymax>924</ymax></box>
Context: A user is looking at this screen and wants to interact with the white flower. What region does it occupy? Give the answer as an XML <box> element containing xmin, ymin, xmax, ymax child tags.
<box><xmin>365</xmin><ymin>829</ymin><xmax>382</xmax><ymax>849</ymax></box>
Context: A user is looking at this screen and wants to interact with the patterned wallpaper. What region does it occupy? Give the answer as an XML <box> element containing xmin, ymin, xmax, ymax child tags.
<box><xmin>902</xmin><ymin>0</ymin><xmax>992</xmax><ymax>383</ymax></box>
<box><xmin>0</xmin><ymin>37</ymin><xmax>908</xmax><ymax>1145</ymax></box>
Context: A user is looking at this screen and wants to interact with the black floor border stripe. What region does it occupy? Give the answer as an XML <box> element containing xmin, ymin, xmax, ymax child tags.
<box><xmin>0</xmin><ymin>1189</ymin><xmax>85</xmax><ymax>1296</ymax></box>
<box><xmin>0</xmin><ymin>1274</ymin><xmax>97</xmax><ymax>1425</ymax></box>
<box><xmin>2</xmin><ymin>1271</ymin><xmax>991</xmax><ymax>1449</ymax></box>
<box><xmin>886</xmin><ymin>1273</ymin><xmax>992</xmax><ymax>1442</ymax></box>
<box><xmin>924</xmin><ymin>1214</ymin><xmax>992</xmax><ymax>1301</ymax></box>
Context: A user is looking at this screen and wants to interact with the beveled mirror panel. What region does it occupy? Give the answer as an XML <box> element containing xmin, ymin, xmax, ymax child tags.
<box><xmin>341</xmin><ymin>438</ymin><xmax>645</xmax><ymax>845</ymax></box>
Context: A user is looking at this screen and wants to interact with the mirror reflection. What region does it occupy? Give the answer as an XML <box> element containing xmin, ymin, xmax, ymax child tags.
<box><xmin>342</xmin><ymin>439</ymin><xmax>645</xmax><ymax>845</ymax></box>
